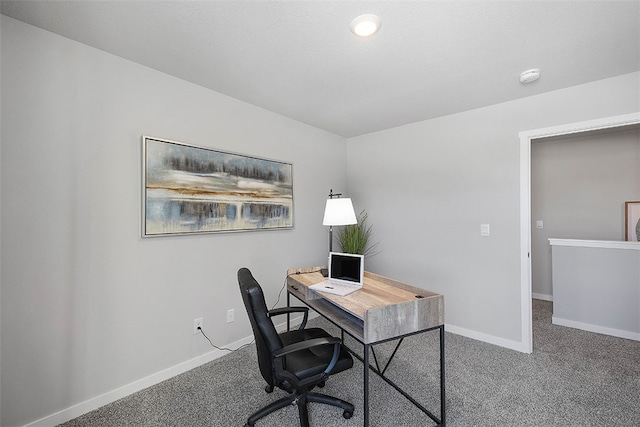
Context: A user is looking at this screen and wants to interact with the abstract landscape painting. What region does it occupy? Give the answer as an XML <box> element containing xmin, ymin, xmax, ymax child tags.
<box><xmin>143</xmin><ymin>136</ymin><xmax>293</xmax><ymax>236</ymax></box>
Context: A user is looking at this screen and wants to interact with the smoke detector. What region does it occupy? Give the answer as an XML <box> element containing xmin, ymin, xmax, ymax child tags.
<box><xmin>520</xmin><ymin>68</ymin><xmax>541</xmax><ymax>84</ymax></box>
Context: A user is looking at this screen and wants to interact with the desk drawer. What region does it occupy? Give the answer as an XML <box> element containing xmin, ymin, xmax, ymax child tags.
<box><xmin>287</xmin><ymin>278</ymin><xmax>311</xmax><ymax>301</ymax></box>
<box><xmin>287</xmin><ymin>279</ymin><xmax>304</xmax><ymax>298</ymax></box>
<box><xmin>286</xmin><ymin>270</ymin><xmax>324</xmax><ymax>302</ymax></box>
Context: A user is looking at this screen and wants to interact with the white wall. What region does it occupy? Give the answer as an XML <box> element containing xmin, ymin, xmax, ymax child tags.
<box><xmin>531</xmin><ymin>127</ymin><xmax>640</xmax><ymax>298</ymax></box>
<box><xmin>346</xmin><ymin>71</ymin><xmax>640</xmax><ymax>348</ymax></box>
<box><xmin>3</xmin><ymin>13</ymin><xmax>640</xmax><ymax>427</ymax></box>
<box><xmin>550</xmin><ymin>239</ymin><xmax>640</xmax><ymax>341</ymax></box>
<box><xmin>0</xmin><ymin>16</ymin><xmax>347</xmax><ymax>426</ymax></box>
<box><xmin>0</xmin><ymin>12</ymin><xmax>3</xmax><ymax>425</ymax></box>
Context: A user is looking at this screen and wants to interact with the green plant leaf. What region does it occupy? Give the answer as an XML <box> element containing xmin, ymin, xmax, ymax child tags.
<box><xmin>336</xmin><ymin>210</ymin><xmax>378</xmax><ymax>256</ymax></box>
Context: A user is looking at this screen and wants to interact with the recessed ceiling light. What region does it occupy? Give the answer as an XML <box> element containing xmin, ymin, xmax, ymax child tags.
<box><xmin>520</xmin><ymin>68</ymin><xmax>541</xmax><ymax>84</ymax></box>
<box><xmin>350</xmin><ymin>14</ymin><xmax>381</xmax><ymax>37</ymax></box>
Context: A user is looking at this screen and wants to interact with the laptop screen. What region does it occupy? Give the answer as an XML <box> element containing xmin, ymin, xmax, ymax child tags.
<box><xmin>329</xmin><ymin>252</ymin><xmax>364</xmax><ymax>285</ymax></box>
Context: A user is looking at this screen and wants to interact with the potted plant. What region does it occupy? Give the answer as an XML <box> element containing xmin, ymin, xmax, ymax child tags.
<box><xmin>337</xmin><ymin>210</ymin><xmax>378</xmax><ymax>256</ymax></box>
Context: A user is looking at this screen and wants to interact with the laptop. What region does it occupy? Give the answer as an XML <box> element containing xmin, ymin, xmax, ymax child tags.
<box><xmin>309</xmin><ymin>252</ymin><xmax>364</xmax><ymax>296</ymax></box>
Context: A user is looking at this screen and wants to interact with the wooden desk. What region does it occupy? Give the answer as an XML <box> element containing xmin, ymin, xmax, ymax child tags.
<box><xmin>287</xmin><ymin>267</ymin><xmax>445</xmax><ymax>426</ymax></box>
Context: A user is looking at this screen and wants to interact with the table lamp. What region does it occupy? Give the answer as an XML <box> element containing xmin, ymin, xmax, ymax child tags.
<box><xmin>322</xmin><ymin>189</ymin><xmax>357</xmax><ymax>253</ymax></box>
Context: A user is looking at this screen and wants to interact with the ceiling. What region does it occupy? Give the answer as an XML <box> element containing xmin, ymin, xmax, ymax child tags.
<box><xmin>2</xmin><ymin>1</ymin><xmax>639</xmax><ymax>138</ymax></box>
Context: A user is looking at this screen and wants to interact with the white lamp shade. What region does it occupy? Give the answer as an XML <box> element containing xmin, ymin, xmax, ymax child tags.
<box><xmin>323</xmin><ymin>198</ymin><xmax>357</xmax><ymax>226</ymax></box>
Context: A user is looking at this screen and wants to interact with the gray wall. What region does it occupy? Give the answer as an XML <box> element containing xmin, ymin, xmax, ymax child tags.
<box><xmin>531</xmin><ymin>128</ymin><xmax>640</xmax><ymax>298</ymax></box>
<box><xmin>2</xmin><ymin>13</ymin><xmax>640</xmax><ymax>427</ymax></box>
<box><xmin>1</xmin><ymin>17</ymin><xmax>347</xmax><ymax>426</ymax></box>
<box><xmin>551</xmin><ymin>242</ymin><xmax>640</xmax><ymax>338</ymax></box>
<box><xmin>346</xmin><ymin>72</ymin><xmax>640</xmax><ymax>345</ymax></box>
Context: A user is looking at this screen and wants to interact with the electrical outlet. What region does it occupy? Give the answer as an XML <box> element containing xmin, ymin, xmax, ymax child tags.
<box><xmin>193</xmin><ymin>317</ymin><xmax>203</xmax><ymax>334</ymax></box>
<box><xmin>226</xmin><ymin>309</ymin><xmax>235</xmax><ymax>323</ymax></box>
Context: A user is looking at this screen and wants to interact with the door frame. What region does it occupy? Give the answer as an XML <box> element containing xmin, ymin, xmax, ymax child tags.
<box><xmin>518</xmin><ymin>112</ymin><xmax>640</xmax><ymax>353</ymax></box>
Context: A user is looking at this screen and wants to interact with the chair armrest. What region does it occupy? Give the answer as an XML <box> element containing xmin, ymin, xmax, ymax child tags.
<box><xmin>273</xmin><ymin>336</ymin><xmax>340</xmax><ymax>358</ymax></box>
<box><xmin>268</xmin><ymin>306</ymin><xmax>309</xmax><ymax>330</ymax></box>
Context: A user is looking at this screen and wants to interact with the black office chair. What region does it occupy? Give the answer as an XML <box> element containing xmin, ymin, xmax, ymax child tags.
<box><xmin>237</xmin><ymin>268</ymin><xmax>354</xmax><ymax>427</ymax></box>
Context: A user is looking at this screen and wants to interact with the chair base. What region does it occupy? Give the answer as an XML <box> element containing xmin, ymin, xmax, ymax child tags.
<box><xmin>246</xmin><ymin>391</ymin><xmax>354</xmax><ymax>427</ymax></box>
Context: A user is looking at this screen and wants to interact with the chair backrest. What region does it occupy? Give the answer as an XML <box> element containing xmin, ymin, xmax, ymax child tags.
<box><xmin>237</xmin><ymin>268</ymin><xmax>283</xmax><ymax>387</ymax></box>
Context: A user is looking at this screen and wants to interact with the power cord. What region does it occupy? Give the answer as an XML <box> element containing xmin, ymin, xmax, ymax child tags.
<box><xmin>198</xmin><ymin>272</ymin><xmax>322</xmax><ymax>353</ymax></box>
<box><xmin>197</xmin><ymin>326</ymin><xmax>253</xmax><ymax>352</ymax></box>
<box><xmin>268</xmin><ymin>269</ymin><xmax>323</xmax><ymax>309</ymax></box>
<box><xmin>271</xmin><ymin>276</ymin><xmax>289</xmax><ymax>309</ymax></box>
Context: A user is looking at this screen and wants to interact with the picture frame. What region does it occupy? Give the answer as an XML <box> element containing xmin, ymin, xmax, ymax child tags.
<box><xmin>624</xmin><ymin>201</ymin><xmax>640</xmax><ymax>242</ymax></box>
<box><xmin>142</xmin><ymin>136</ymin><xmax>293</xmax><ymax>237</ymax></box>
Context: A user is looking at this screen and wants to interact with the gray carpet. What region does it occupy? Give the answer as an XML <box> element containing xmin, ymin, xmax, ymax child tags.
<box><xmin>60</xmin><ymin>300</ymin><xmax>640</xmax><ymax>426</ymax></box>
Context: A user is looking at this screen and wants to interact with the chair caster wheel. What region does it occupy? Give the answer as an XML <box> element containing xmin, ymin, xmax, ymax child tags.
<box><xmin>318</xmin><ymin>381</ymin><xmax>325</xmax><ymax>388</ymax></box>
<box><xmin>265</xmin><ymin>385</ymin><xmax>274</xmax><ymax>393</ymax></box>
<box><xmin>343</xmin><ymin>410</ymin><xmax>353</xmax><ymax>419</ymax></box>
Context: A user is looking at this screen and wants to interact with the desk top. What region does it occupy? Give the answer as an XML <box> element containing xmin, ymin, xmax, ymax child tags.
<box><xmin>287</xmin><ymin>267</ymin><xmax>444</xmax><ymax>343</ymax></box>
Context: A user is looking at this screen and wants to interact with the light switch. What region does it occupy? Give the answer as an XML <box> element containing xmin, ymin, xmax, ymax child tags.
<box><xmin>536</xmin><ymin>220</ymin><xmax>544</xmax><ymax>229</ymax></box>
<box><xmin>480</xmin><ymin>224</ymin><xmax>490</xmax><ymax>236</ymax></box>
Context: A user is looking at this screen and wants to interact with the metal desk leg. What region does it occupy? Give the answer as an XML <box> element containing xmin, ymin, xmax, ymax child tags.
<box><xmin>440</xmin><ymin>325</ymin><xmax>446</xmax><ymax>426</ymax></box>
<box><xmin>364</xmin><ymin>343</ymin><xmax>370</xmax><ymax>426</ymax></box>
<box><xmin>286</xmin><ymin>292</ymin><xmax>291</xmax><ymax>331</ymax></box>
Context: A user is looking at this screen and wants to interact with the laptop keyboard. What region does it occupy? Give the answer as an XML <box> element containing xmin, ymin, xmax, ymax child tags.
<box><xmin>310</xmin><ymin>280</ymin><xmax>361</xmax><ymax>296</ymax></box>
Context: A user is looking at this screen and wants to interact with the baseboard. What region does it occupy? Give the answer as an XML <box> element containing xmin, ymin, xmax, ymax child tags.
<box><xmin>532</xmin><ymin>293</ymin><xmax>553</xmax><ymax>301</ymax></box>
<box><xmin>552</xmin><ymin>316</ymin><xmax>640</xmax><ymax>342</ymax></box>
<box><xmin>445</xmin><ymin>323</ymin><xmax>526</xmax><ymax>353</ymax></box>
<box><xmin>25</xmin><ymin>314</ymin><xmax>309</xmax><ymax>427</ymax></box>
<box><xmin>26</xmin><ymin>311</ymin><xmax>519</xmax><ymax>426</ymax></box>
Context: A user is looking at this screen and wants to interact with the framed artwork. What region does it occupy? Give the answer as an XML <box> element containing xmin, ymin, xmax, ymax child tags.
<box><xmin>142</xmin><ymin>136</ymin><xmax>293</xmax><ymax>237</ymax></box>
<box><xmin>624</xmin><ymin>201</ymin><xmax>640</xmax><ymax>242</ymax></box>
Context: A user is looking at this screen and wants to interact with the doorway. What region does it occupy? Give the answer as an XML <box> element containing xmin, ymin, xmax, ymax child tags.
<box><xmin>518</xmin><ymin>112</ymin><xmax>640</xmax><ymax>353</ymax></box>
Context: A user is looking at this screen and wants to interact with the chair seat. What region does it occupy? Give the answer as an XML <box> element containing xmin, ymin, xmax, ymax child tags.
<box><xmin>280</xmin><ymin>328</ymin><xmax>353</xmax><ymax>380</ymax></box>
